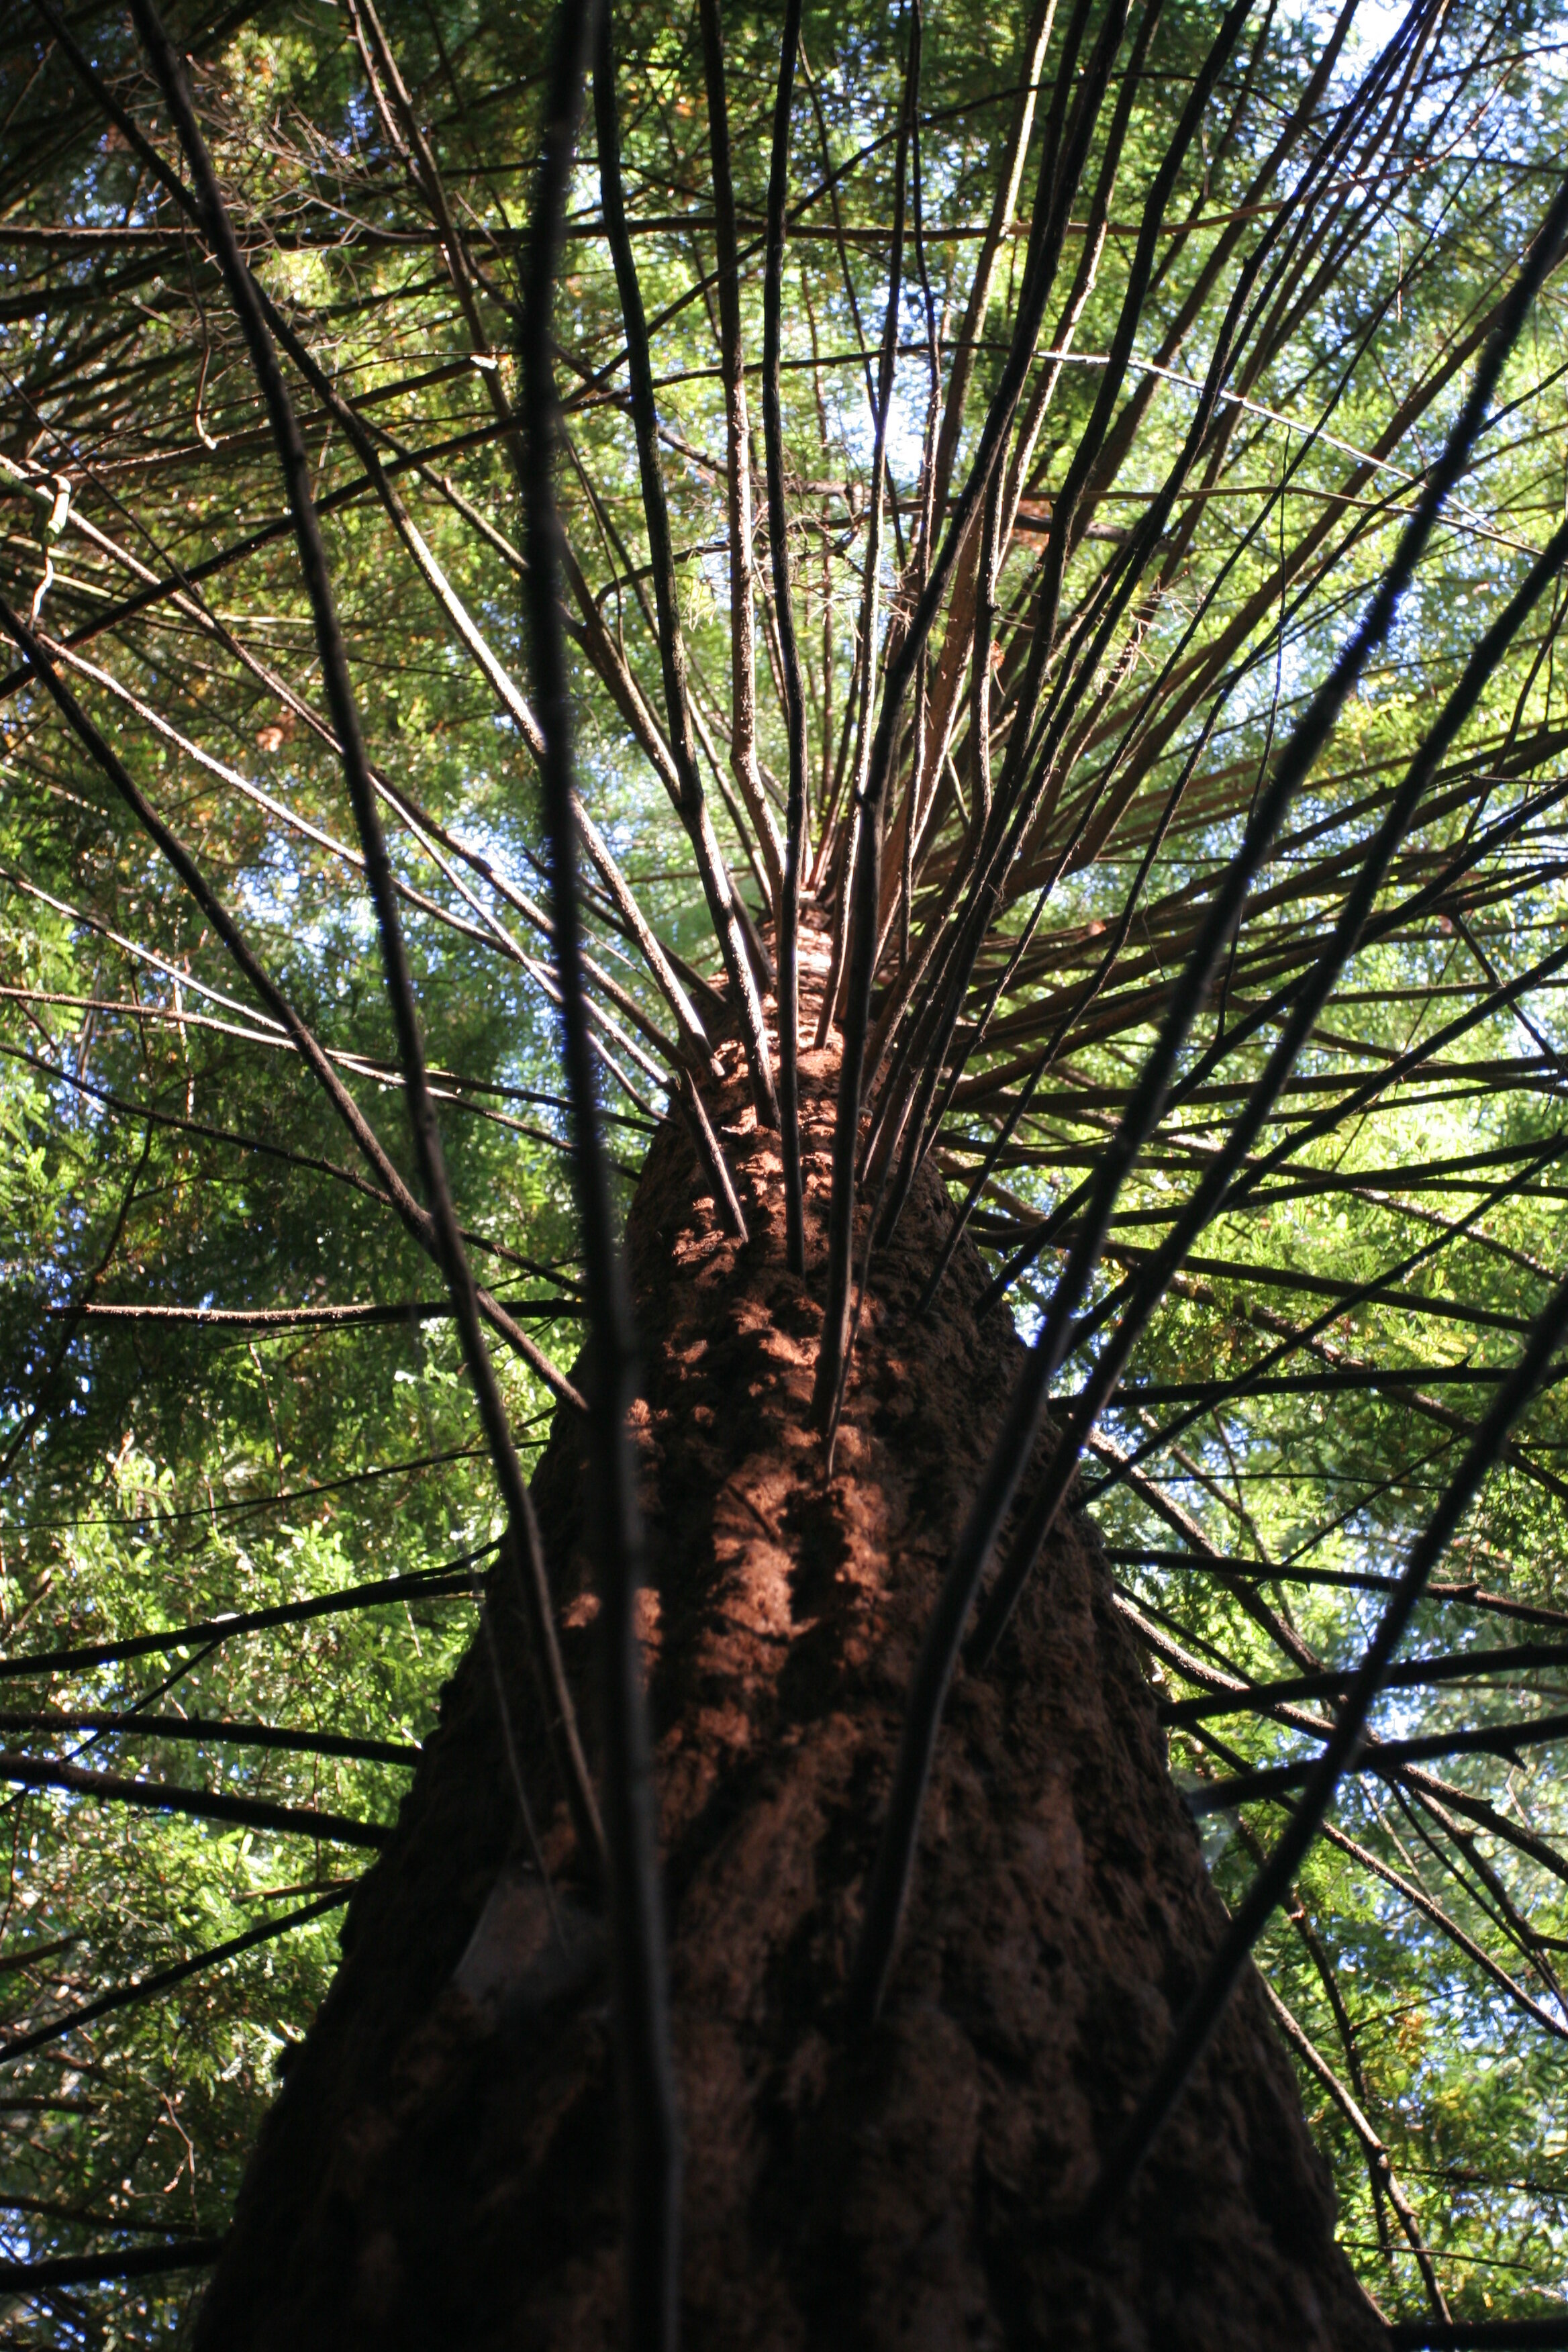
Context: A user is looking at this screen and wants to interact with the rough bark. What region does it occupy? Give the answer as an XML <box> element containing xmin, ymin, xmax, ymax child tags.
<box><xmin>195</xmin><ymin>1022</ymin><xmax>1387</xmax><ymax>2351</ymax></box>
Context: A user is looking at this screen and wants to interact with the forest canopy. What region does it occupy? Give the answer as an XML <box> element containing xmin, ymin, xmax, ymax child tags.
<box><xmin>3</xmin><ymin>0</ymin><xmax>1568</xmax><ymax>2339</ymax></box>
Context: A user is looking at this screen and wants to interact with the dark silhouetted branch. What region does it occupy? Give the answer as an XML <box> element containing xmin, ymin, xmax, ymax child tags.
<box><xmin>0</xmin><ymin>1886</ymin><xmax>352</xmax><ymax>2067</ymax></box>
<box><xmin>593</xmin><ymin>1</ymin><xmax>777</xmax><ymax>1129</ymax></box>
<box><xmin>0</xmin><ymin>1552</ymin><xmax>487</xmax><ymax>1683</ymax></box>
<box><xmin>521</xmin><ymin>4</ymin><xmax>680</xmax><ymax>2341</ymax></box>
<box><xmin>762</xmin><ymin>0</ymin><xmax>809</xmax><ymax>1275</ymax></box>
<box><xmin>1186</xmin><ymin>1710</ymin><xmax>1568</xmax><ymax>1813</ymax></box>
<box><xmin>0</xmin><ymin>1753</ymin><xmax>390</xmax><ymax>1847</ymax></box>
<box><xmin>0</xmin><ymin>1713</ymin><xmax>418</xmax><ymax>1767</ymax></box>
<box><xmin>0</xmin><ymin>2241</ymin><xmax>225</xmax><ymax>2290</ymax></box>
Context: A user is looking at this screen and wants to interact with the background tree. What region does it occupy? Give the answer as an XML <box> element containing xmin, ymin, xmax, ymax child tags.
<box><xmin>3</xmin><ymin>0</ymin><xmax>1568</xmax><ymax>2341</ymax></box>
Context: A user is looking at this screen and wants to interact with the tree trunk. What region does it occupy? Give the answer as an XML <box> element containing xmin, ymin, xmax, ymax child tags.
<box><xmin>195</xmin><ymin>1030</ymin><xmax>1387</xmax><ymax>2351</ymax></box>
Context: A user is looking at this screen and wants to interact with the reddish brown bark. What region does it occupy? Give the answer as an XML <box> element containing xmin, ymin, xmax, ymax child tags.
<box><xmin>195</xmin><ymin>1032</ymin><xmax>1387</xmax><ymax>2351</ymax></box>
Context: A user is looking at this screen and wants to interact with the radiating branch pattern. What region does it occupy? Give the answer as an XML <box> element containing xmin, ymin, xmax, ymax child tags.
<box><xmin>4</xmin><ymin>0</ymin><xmax>1568</xmax><ymax>2334</ymax></box>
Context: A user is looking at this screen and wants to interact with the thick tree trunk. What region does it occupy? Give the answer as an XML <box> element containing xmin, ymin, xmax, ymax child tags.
<box><xmin>196</xmin><ymin>1030</ymin><xmax>1387</xmax><ymax>2350</ymax></box>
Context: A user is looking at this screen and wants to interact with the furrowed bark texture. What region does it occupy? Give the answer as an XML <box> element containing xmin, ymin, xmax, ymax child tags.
<box><xmin>195</xmin><ymin>1011</ymin><xmax>1385</xmax><ymax>2350</ymax></box>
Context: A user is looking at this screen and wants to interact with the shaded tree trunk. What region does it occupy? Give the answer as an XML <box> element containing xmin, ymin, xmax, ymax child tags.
<box><xmin>195</xmin><ymin>1024</ymin><xmax>1387</xmax><ymax>2351</ymax></box>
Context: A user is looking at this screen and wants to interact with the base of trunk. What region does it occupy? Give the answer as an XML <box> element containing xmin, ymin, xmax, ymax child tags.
<box><xmin>196</xmin><ymin>1040</ymin><xmax>1386</xmax><ymax>2351</ymax></box>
